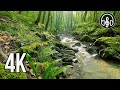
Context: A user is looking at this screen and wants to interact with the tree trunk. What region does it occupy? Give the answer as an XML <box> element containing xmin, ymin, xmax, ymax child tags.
<box><xmin>94</xmin><ymin>11</ymin><xmax>97</xmax><ymax>22</ymax></box>
<box><xmin>70</xmin><ymin>11</ymin><xmax>73</xmax><ymax>29</ymax></box>
<box><xmin>34</xmin><ymin>11</ymin><xmax>41</xmax><ymax>25</ymax></box>
<box><xmin>113</xmin><ymin>11</ymin><xmax>116</xmax><ymax>16</ymax></box>
<box><xmin>83</xmin><ymin>11</ymin><xmax>87</xmax><ymax>22</ymax></box>
<box><xmin>45</xmin><ymin>11</ymin><xmax>51</xmax><ymax>30</ymax></box>
<box><xmin>42</xmin><ymin>11</ymin><xmax>46</xmax><ymax>24</ymax></box>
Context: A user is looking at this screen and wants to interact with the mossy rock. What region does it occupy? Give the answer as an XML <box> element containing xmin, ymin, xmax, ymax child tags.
<box><xmin>72</xmin><ymin>32</ymin><xmax>81</xmax><ymax>40</ymax></box>
<box><xmin>113</xmin><ymin>27</ymin><xmax>120</xmax><ymax>35</ymax></box>
<box><xmin>36</xmin><ymin>62</ymin><xmax>50</xmax><ymax>78</ymax></box>
<box><xmin>86</xmin><ymin>46</ymin><xmax>97</xmax><ymax>54</ymax></box>
<box><xmin>91</xmin><ymin>28</ymin><xmax>107</xmax><ymax>37</ymax></box>
<box><xmin>80</xmin><ymin>35</ymin><xmax>93</xmax><ymax>42</ymax></box>
<box><xmin>95</xmin><ymin>37</ymin><xmax>120</xmax><ymax>53</ymax></box>
<box><xmin>35</xmin><ymin>31</ymin><xmax>54</xmax><ymax>42</ymax></box>
<box><xmin>99</xmin><ymin>47</ymin><xmax>120</xmax><ymax>61</ymax></box>
<box><xmin>0</xmin><ymin>64</ymin><xmax>27</xmax><ymax>79</ymax></box>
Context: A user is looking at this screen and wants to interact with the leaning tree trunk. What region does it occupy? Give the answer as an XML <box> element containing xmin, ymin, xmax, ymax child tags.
<box><xmin>34</xmin><ymin>11</ymin><xmax>41</xmax><ymax>25</ymax></box>
<box><xmin>45</xmin><ymin>11</ymin><xmax>51</xmax><ymax>30</ymax></box>
<box><xmin>42</xmin><ymin>11</ymin><xmax>46</xmax><ymax>24</ymax></box>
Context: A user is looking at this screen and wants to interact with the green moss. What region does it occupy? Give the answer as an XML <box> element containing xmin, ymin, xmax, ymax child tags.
<box><xmin>80</xmin><ymin>35</ymin><xmax>93</xmax><ymax>42</ymax></box>
<box><xmin>96</xmin><ymin>37</ymin><xmax>120</xmax><ymax>52</ymax></box>
<box><xmin>21</xmin><ymin>45</ymin><xmax>38</xmax><ymax>58</ymax></box>
<box><xmin>30</xmin><ymin>42</ymin><xmax>42</xmax><ymax>49</ymax></box>
<box><xmin>36</xmin><ymin>62</ymin><xmax>50</xmax><ymax>78</ymax></box>
<box><xmin>91</xmin><ymin>28</ymin><xmax>107</xmax><ymax>37</ymax></box>
<box><xmin>0</xmin><ymin>64</ymin><xmax>27</xmax><ymax>79</ymax></box>
<box><xmin>113</xmin><ymin>27</ymin><xmax>120</xmax><ymax>35</ymax></box>
<box><xmin>99</xmin><ymin>47</ymin><xmax>120</xmax><ymax>61</ymax></box>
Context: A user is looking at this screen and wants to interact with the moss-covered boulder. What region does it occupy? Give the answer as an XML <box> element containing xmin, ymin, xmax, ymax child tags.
<box><xmin>72</xmin><ymin>32</ymin><xmax>81</xmax><ymax>40</ymax></box>
<box><xmin>94</xmin><ymin>37</ymin><xmax>120</xmax><ymax>53</ymax></box>
<box><xmin>86</xmin><ymin>46</ymin><xmax>97</xmax><ymax>54</ymax></box>
<box><xmin>35</xmin><ymin>31</ymin><xmax>55</xmax><ymax>42</ymax></box>
<box><xmin>0</xmin><ymin>64</ymin><xmax>27</xmax><ymax>79</ymax></box>
<box><xmin>80</xmin><ymin>35</ymin><xmax>93</xmax><ymax>42</ymax></box>
<box><xmin>94</xmin><ymin>37</ymin><xmax>120</xmax><ymax>61</ymax></box>
<box><xmin>99</xmin><ymin>47</ymin><xmax>120</xmax><ymax>61</ymax></box>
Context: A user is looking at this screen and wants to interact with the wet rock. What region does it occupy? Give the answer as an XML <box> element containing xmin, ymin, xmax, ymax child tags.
<box><xmin>63</xmin><ymin>67</ymin><xmax>75</xmax><ymax>78</ymax></box>
<box><xmin>65</xmin><ymin>50</ymin><xmax>75</xmax><ymax>55</ymax></box>
<box><xmin>52</xmin><ymin>52</ymin><xmax>62</xmax><ymax>59</ymax></box>
<box><xmin>53</xmin><ymin>46</ymin><xmax>61</xmax><ymax>52</ymax></box>
<box><xmin>72</xmin><ymin>32</ymin><xmax>81</xmax><ymax>40</ymax></box>
<box><xmin>72</xmin><ymin>48</ymin><xmax>79</xmax><ymax>53</ymax></box>
<box><xmin>99</xmin><ymin>47</ymin><xmax>120</xmax><ymax>61</ymax></box>
<box><xmin>62</xmin><ymin>57</ymin><xmax>73</xmax><ymax>62</ymax></box>
<box><xmin>73</xmin><ymin>58</ymin><xmax>78</xmax><ymax>63</ymax></box>
<box><xmin>55</xmin><ymin>35</ymin><xmax>61</xmax><ymax>40</ymax></box>
<box><xmin>62</xmin><ymin>62</ymin><xmax>73</xmax><ymax>66</ymax></box>
<box><xmin>73</xmin><ymin>42</ymin><xmax>81</xmax><ymax>47</ymax></box>
<box><xmin>80</xmin><ymin>35</ymin><xmax>93</xmax><ymax>42</ymax></box>
<box><xmin>86</xmin><ymin>46</ymin><xmax>97</xmax><ymax>54</ymax></box>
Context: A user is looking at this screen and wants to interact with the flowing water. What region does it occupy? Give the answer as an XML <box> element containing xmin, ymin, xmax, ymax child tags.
<box><xmin>59</xmin><ymin>34</ymin><xmax>120</xmax><ymax>79</ymax></box>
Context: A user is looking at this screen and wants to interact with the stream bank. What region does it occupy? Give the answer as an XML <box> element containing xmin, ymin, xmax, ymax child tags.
<box><xmin>54</xmin><ymin>34</ymin><xmax>120</xmax><ymax>79</ymax></box>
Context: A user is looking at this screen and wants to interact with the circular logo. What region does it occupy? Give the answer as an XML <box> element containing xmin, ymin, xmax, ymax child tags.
<box><xmin>100</xmin><ymin>13</ymin><xmax>115</xmax><ymax>28</ymax></box>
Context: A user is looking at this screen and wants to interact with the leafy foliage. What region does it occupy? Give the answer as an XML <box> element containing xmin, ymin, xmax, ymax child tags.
<box><xmin>44</xmin><ymin>59</ymin><xmax>72</xmax><ymax>79</ymax></box>
<box><xmin>26</xmin><ymin>53</ymin><xmax>38</xmax><ymax>79</ymax></box>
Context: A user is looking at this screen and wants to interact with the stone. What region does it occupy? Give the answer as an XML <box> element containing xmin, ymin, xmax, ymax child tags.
<box><xmin>80</xmin><ymin>35</ymin><xmax>93</xmax><ymax>42</ymax></box>
<box><xmin>86</xmin><ymin>46</ymin><xmax>97</xmax><ymax>54</ymax></box>
<box><xmin>62</xmin><ymin>58</ymin><xmax>73</xmax><ymax>62</ymax></box>
<box><xmin>73</xmin><ymin>42</ymin><xmax>81</xmax><ymax>47</ymax></box>
<box><xmin>62</xmin><ymin>62</ymin><xmax>73</xmax><ymax>66</ymax></box>
<box><xmin>99</xmin><ymin>47</ymin><xmax>120</xmax><ymax>61</ymax></box>
<box><xmin>72</xmin><ymin>48</ymin><xmax>79</xmax><ymax>53</ymax></box>
<box><xmin>73</xmin><ymin>58</ymin><xmax>78</xmax><ymax>63</ymax></box>
<box><xmin>52</xmin><ymin>53</ymin><xmax>62</xmax><ymax>59</ymax></box>
<box><xmin>65</xmin><ymin>50</ymin><xmax>75</xmax><ymax>55</ymax></box>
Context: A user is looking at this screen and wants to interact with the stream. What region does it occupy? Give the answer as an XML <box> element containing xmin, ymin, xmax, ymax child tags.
<box><xmin>59</xmin><ymin>34</ymin><xmax>120</xmax><ymax>79</ymax></box>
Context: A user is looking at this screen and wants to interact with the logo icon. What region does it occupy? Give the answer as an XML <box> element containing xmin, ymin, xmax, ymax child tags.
<box><xmin>100</xmin><ymin>13</ymin><xmax>115</xmax><ymax>28</ymax></box>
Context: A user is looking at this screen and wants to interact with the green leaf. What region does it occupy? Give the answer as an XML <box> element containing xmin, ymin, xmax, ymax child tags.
<box><xmin>26</xmin><ymin>53</ymin><xmax>38</xmax><ymax>79</ymax></box>
<box><xmin>51</xmin><ymin>65</ymin><xmax>72</xmax><ymax>79</ymax></box>
<box><xmin>43</xmin><ymin>59</ymin><xmax>61</xmax><ymax>79</ymax></box>
<box><xmin>26</xmin><ymin>53</ymin><xmax>32</xmax><ymax>62</ymax></box>
<box><xmin>47</xmin><ymin>66</ymin><xmax>60</xmax><ymax>79</ymax></box>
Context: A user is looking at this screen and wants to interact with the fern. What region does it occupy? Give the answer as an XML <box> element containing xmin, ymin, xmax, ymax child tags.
<box><xmin>26</xmin><ymin>54</ymin><xmax>72</xmax><ymax>79</ymax></box>
<box><xmin>47</xmin><ymin>66</ymin><xmax>59</xmax><ymax>79</ymax></box>
<box><xmin>43</xmin><ymin>59</ymin><xmax>72</xmax><ymax>79</ymax></box>
<box><xmin>51</xmin><ymin>65</ymin><xmax>72</xmax><ymax>79</ymax></box>
<box><xmin>43</xmin><ymin>59</ymin><xmax>61</xmax><ymax>79</ymax></box>
<box><xmin>26</xmin><ymin>53</ymin><xmax>38</xmax><ymax>79</ymax></box>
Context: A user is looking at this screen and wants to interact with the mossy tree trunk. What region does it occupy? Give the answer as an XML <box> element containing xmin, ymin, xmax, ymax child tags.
<box><xmin>42</xmin><ymin>11</ymin><xmax>46</xmax><ymax>24</ymax></box>
<box><xmin>45</xmin><ymin>11</ymin><xmax>51</xmax><ymax>30</ymax></box>
<box><xmin>34</xmin><ymin>11</ymin><xmax>42</xmax><ymax>25</ymax></box>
